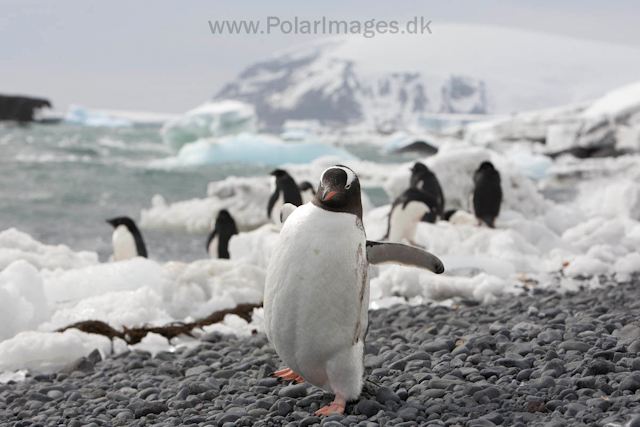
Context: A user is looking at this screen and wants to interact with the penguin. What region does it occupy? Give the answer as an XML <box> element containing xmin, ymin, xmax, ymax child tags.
<box><xmin>299</xmin><ymin>181</ymin><xmax>316</xmax><ymax>205</ymax></box>
<box><xmin>385</xmin><ymin>188</ymin><xmax>438</xmax><ymax>246</ymax></box>
<box><xmin>267</xmin><ymin>169</ymin><xmax>303</xmax><ymax>225</ymax></box>
<box><xmin>471</xmin><ymin>161</ymin><xmax>502</xmax><ymax>228</ymax></box>
<box><xmin>443</xmin><ymin>209</ymin><xmax>477</xmax><ymax>226</ymax></box>
<box><xmin>206</xmin><ymin>209</ymin><xmax>238</xmax><ymax>259</ymax></box>
<box><xmin>410</xmin><ymin>162</ymin><xmax>445</xmax><ymax>218</ymax></box>
<box><xmin>264</xmin><ymin>165</ymin><xmax>444</xmax><ymax>416</ymax></box>
<box><xmin>106</xmin><ymin>216</ymin><xmax>147</xmax><ymax>261</ymax></box>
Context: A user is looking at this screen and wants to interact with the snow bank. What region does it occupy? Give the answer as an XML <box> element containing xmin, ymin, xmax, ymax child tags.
<box><xmin>162</xmin><ymin>259</ymin><xmax>265</xmax><ymax>320</ymax></box>
<box><xmin>156</xmin><ymin>133</ymin><xmax>358</xmax><ymax>167</ymax></box>
<box><xmin>0</xmin><ymin>228</ymin><xmax>98</xmax><ymax>271</ymax></box>
<box><xmin>161</xmin><ymin>100</ymin><xmax>257</xmax><ymax>151</ymax></box>
<box><xmin>39</xmin><ymin>287</ymin><xmax>173</xmax><ymax>332</ymax></box>
<box><xmin>140</xmin><ymin>176</ymin><xmax>270</xmax><ymax>232</ymax></box>
<box><xmin>0</xmin><ymin>261</ymin><xmax>49</xmax><ymax>341</ymax></box>
<box><xmin>0</xmin><ymin>329</ymin><xmax>111</xmax><ymax>373</ymax></box>
<box><xmin>42</xmin><ymin>257</ymin><xmax>165</xmax><ymax>304</ymax></box>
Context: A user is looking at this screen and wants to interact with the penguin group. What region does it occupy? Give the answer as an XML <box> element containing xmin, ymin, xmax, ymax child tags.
<box><xmin>386</xmin><ymin>160</ymin><xmax>503</xmax><ymax>247</ymax></box>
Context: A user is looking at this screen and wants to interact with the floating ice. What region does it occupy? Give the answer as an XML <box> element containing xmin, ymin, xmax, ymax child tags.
<box><xmin>157</xmin><ymin>133</ymin><xmax>358</xmax><ymax>167</ymax></box>
<box><xmin>0</xmin><ymin>228</ymin><xmax>98</xmax><ymax>271</ymax></box>
<box><xmin>161</xmin><ymin>100</ymin><xmax>257</xmax><ymax>151</ymax></box>
<box><xmin>64</xmin><ymin>105</ymin><xmax>133</xmax><ymax>127</ymax></box>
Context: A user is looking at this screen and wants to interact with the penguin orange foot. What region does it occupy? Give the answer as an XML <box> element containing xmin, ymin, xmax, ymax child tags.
<box><xmin>273</xmin><ymin>368</ymin><xmax>305</xmax><ymax>383</ymax></box>
<box><xmin>315</xmin><ymin>394</ymin><xmax>347</xmax><ymax>416</ymax></box>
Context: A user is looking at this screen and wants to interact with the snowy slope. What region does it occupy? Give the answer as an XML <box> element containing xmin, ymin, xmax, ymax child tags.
<box><xmin>215</xmin><ymin>23</ymin><xmax>640</xmax><ymax>130</ymax></box>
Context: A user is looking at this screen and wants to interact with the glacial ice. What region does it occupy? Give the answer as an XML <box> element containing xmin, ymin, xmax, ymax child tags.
<box><xmin>161</xmin><ymin>100</ymin><xmax>257</xmax><ymax>151</ymax></box>
<box><xmin>157</xmin><ymin>133</ymin><xmax>358</xmax><ymax>167</ymax></box>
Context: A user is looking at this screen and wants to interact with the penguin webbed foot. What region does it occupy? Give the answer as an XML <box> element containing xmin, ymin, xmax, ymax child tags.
<box><xmin>272</xmin><ymin>368</ymin><xmax>305</xmax><ymax>383</ymax></box>
<box><xmin>315</xmin><ymin>394</ymin><xmax>347</xmax><ymax>416</ymax></box>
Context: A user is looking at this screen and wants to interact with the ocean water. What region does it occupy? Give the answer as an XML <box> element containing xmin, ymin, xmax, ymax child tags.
<box><xmin>0</xmin><ymin>125</ymin><xmax>412</xmax><ymax>262</ymax></box>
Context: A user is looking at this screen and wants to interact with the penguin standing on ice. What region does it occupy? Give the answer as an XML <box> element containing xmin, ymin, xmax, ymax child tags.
<box><xmin>106</xmin><ymin>216</ymin><xmax>147</xmax><ymax>261</ymax></box>
<box><xmin>298</xmin><ymin>181</ymin><xmax>316</xmax><ymax>204</ymax></box>
<box><xmin>385</xmin><ymin>188</ymin><xmax>438</xmax><ymax>246</ymax></box>
<box><xmin>471</xmin><ymin>161</ymin><xmax>502</xmax><ymax>228</ymax></box>
<box><xmin>267</xmin><ymin>169</ymin><xmax>302</xmax><ymax>225</ymax></box>
<box><xmin>206</xmin><ymin>209</ymin><xmax>238</xmax><ymax>259</ymax></box>
<box><xmin>410</xmin><ymin>162</ymin><xmax>445</xmax><ymax>218</ymax></box>
<box><xmin>264</xmin><ymin>165</ymin><xmax>444</xmax><ymax>415</ymax></box>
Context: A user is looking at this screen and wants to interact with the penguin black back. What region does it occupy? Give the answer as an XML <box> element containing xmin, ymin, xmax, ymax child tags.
<box><xmin>410</xmin><ymin>162</ymin><xmax>445</xmax><ymax>217</ymax></box>
<box><xmin>207</xmin><ymin>209</ymin><xmax>238</xmax><ymax>259</ymax></box>
<box><xmin>106</xmin><ymin>216</ymin><xmax>148</xmax><ymax>258</ymax></box>
<box><xmin>472</xmin><ymin>161</ymin><xmax>502</xmax><ymax>228</ymax></box>
<box><xmin>267</xmin><ymin>169</ymin><xmax>303</xmax><ymax>219</ymax></box>
<box><xmin>384</xmin><ymin>188</ymin><xmax>438</xmax><ymax>239</ymax></box>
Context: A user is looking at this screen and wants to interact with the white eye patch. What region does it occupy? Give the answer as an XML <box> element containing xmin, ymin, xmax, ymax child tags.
<box><xmin>320</xmin><ymin>166</ymin><xmax>357</xmax><ymax>187</ymax></box>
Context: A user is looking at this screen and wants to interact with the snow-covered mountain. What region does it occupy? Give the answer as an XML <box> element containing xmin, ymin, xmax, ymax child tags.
<box><xmin>215</xmin><ymin>23</ymin><xmax>640</xmax><ymax>130</ymax></box>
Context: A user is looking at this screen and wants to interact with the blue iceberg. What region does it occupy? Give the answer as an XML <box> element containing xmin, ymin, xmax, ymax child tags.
<box><xmin>158</xmin><ymin>133</ymin><xmax>358</xmax><ymax>166</ymax></box>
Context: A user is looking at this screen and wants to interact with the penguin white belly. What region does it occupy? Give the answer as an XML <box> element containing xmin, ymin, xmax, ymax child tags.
<box><xmin>264</xmin><ymin>203</ymin><xmax>368</xmax><ymax>399</ymax></box>
<box><xmin>112</xmin><ymin>225</ymin><xmax>138</xmax><ymax>261</ymax></box>
<box><xmin>388</xmin><ymin>201</ymin><xmax>428</xmax><ymax>243</ymax></box>
<box><xmin>208</xmin><ymin>236</ymin><xmax>219</xmax><ymax>259</ymax></box>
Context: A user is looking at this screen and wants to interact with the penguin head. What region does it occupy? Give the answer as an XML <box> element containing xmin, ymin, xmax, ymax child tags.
<box><xmin>270</xmin><ymin>169</ymin><xmax>291</xmax><ymax>181</ymax></box>
<box><xmin>314</xmin><ymin>165</ymin><xmax>362</xmax><ymax>218</ymax></box>
<box><xmin>410</xmin><ymin>162</ymin><xmax>428</xmax><ymax>174</ymax></box>
<box><xmin>477</xmin><ymin>161</ymin><xmax>495</xmax><ymax>172</ymax></box>
<box><xmin>106</xmin><ymin>216</ymin><xmax>138</xmax><ymax>232</ymax></box>
<box><xmin>298</xmin><ymin>181</ymin><xmax>316</xmax><ymax>195</ymax></box>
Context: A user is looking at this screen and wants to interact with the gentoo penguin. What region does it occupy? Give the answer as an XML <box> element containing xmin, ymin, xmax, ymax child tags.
<box><xmin>267</xmin><ymin>169</ymin><xmax>303</xmax><ymax>225</ymax></box>
<box><xmin>443</xmin><ymin>209</ymin><xmax>477</xmax><ymax>226</ymax></box>
<box><xmin>206</xmin><ymin>209</ymin><xmax>238</xmax><ymax>259</ymax></box>
<box><xmin>106</xmin><ymin>216</ymin><xmax>147</xmax><ymax>261</ymax></box>
<box><xmin>471</xmin><ymin>161</ymin><xmax>502</xmax><ymax>228</ymax></box>
<box><xmin>410</xmin><ymin>162</ymin><xmax>445</xmax><ymax>218</ymax></box>
<box><xmin>264</xmin><ymin>165</ymin><xmax>444</xmax><ymax>416</ymax></box>
<box><xmin>298</xmin><ymin>181</ymin><xmax>316</xmax><ymax>204</ymax></box>
<box><xmin>385</xmin><ymin>188</ymin><xmax>438</xmax><ymax>246</ymax></box>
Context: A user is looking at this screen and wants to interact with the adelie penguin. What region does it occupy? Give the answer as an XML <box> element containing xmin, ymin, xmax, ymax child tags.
<box><xmin>471</xmin><ymin>161</ymin><xmax>503</xmax><ymax>228</ymax></box>
<box><xmin>206</xmin><ymin>209</ymin><xmax>238</xmax><ymax>259</ymax></box>
<box><xmin>410</xmin><ymin>162</ymin><xmax>445</xmax><ymax>219</ymax></box>
<box><xmin>267</xmin><ymin>169</ymin><xmax>302</xmax><ymax>225</ymax></box>
<box><xmin>298</xmin><ymin>181</ymin><xmax>316</xmax><ymax>205</ymax></box>
<box><xmin>264</xmin><ymin>165</ymin><xmax>445</xmax><ymax>415</ymax></box>
<box><xmin>106</xmin><ymin>216</ymin><xmax>147</xmax><ymax>261</ymax></box>
<box><xmin>385</xmin><ymin>188</ymin><xmax>438</xmax><ymax>247</ymax></box>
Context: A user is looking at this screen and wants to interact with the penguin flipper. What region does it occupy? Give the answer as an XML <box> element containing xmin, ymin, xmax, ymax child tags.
<box><xmin>366</xmin><ymin>240</ymin><xmax>444</xmax><ymax>274</ymax></box>
<box><xmin>280</xmin><ymin>203</ymin><xmax>298</xmax><ymax>224</ymax></box>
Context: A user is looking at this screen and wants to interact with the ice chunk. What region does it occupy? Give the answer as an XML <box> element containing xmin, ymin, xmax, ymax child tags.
<box><xmin>140</xmin><ymin>176</ymin><xmax>270</xmax><ymax>232</ymax></box>
<box><xmin>0</xmin><ymin>228</ymin><xmax>98</xmax><ymax>271</ymax></box>
<box><xmin>157</xmin><ymin>133</ymin><xmax>358</xmax><ymax>167</ymax></box>
<box><xmin>613</xmin><ymin>253</ymin><xmax>640</xmax><ymax>277</ymax></box>
<box><xmin>0</xmin><ymin>261</ymin><xmax>50</xmax><ymax>341</ymax></box>
<box><xmin>161</xmin><ymin>100</ymin><xmax>257</xmax><ymax>151</ymax></box>
<box><xmin>161</xmin><ymin>259</ymin><xmax>265</xmax><ymax>320</ymax></box>
<box><xmin>563</xmin><ymin>255</ymin><xmax>610</xmax><ymax>277</ymax></box>
<box><xmin>42</xmin><ymin>257</ymin><xmax>165</xmax><ymax>304</ymax></box>
<box><xmin>64</xmin><ymin>105</ymin><xmax>134</xmax><ymax>127</ymax></box>
<box><xmin>281</xmin><ymin>120</ymin><xmax>323</xmax><ymax>141</ymax></box>
<box><xmin>583</xmin><ymin>81</ymin><xmax>640</xmax><ymax>121</ymax></box>
<box><xmin>229</xmin><ymin>224</ymin><xmax>281</xmax><ymax>269</ymax></box>
<box><xmin>130</xmin><ymin>332</ymin><xmax>172</xmax><ymax>357</ymax></box>
<box><xmin>0</xmin><ymin>329</ymin><xmax>111</xmax><ymax>373</ymax></box>
<box><xmin>39</xmin><ymin>287</ymin><xmax>173</xmax><ymax>332</ymax></box>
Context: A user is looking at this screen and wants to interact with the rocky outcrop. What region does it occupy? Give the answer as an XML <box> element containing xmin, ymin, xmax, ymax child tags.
<box><xmin>0</xmin><ymin>95</ymin><xmax>51</xmax><ymax>123</ymax></box>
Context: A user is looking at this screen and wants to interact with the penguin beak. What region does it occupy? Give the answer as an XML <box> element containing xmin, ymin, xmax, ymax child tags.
<box><xmin>106</xmin><ymin>219</ymin><xmax>115</xmax><ymax>226</ymax></box>
<box><xmin>322</xmin><ymin>189</ymin><xmax>339</xmax><ymax>201</ymax></box>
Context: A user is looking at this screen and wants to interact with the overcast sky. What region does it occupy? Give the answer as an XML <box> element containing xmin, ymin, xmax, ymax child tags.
<box><xmin>2</xmin><ymin>0</ymin><xmax>639</xmax><ymax>113</ymax></box>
